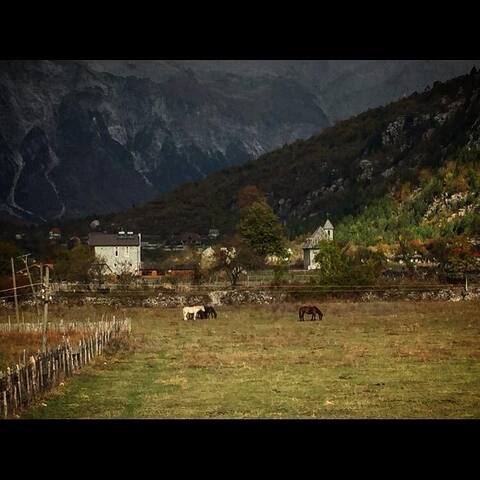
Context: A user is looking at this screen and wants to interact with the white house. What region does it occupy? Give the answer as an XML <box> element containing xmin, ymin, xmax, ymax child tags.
<box><xmin>88</xmin><ymin>231</ymin><xmax>142</xmax><ymax>276</ymax></box>
<box><xmin>303</xmin><ymin>219</ymin><xmax>334</xmax><ymax>270</ymax></box>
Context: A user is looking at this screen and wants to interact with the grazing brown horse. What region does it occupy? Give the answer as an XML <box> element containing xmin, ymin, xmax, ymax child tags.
<box><xmin>298</xmin><ymin>305</ymin><xmax>323</xmax><ymax>322</ymax></box>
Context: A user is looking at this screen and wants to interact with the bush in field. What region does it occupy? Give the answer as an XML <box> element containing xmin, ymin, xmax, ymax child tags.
<box><xmin>313</xmin><ymin>241</ymin><xmax>382</xmax><ymax>285</ymax></box>
<box><xmin>116</xmin><ymin>266</ymin><xmax>136</xmax><ymax>290</ymax></box>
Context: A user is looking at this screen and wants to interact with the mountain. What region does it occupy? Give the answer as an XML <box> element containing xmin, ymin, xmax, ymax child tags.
<box><xmin>84</xmin><ymin>60</ymin><xmax>480</xmax><ymax>122</ymax></box>
<box><xmin>105</xmin><ymin>68</ymin><xmax>480</xmax><ymax>242</ymax></box>
<box><xmin>2</xmin><ymin>60</ymin><xmax>480</xmax><ymax>225</ymax></box>
<box><xmin>0</xmin><ymin>60</ymin><xmax>330</xmax><ymax>222</ymax></box>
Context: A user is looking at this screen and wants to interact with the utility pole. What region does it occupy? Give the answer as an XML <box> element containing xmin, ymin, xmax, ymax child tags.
<box><xmin>465</xmin><ymin>273</ymin><xmax>469</xmax><ymax>293</ymax></box>
<box><xmin>11</xmin><ymin>257</ymin><xmax>19</xmax><ymax>323</ymax></box>
<box><xmin>41</xmin><ymin>265</ymin><xmax>51</xmax><ymax>353</ymax></box>
<box><xmin>19</xmin><ymin>253</ymin><xmax>40</xmax><ymax>321</ymax></box>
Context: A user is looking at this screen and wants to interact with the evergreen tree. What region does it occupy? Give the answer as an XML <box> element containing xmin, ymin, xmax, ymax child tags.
<box><xmin>54</xmin><ymin>244</ymin><xmax>96</xmax><ymax>282</ymax></box>
<box><xmin>238</xmin><ymin>195</ymin><xmax>286</xmax><ymax>257</ymax></box>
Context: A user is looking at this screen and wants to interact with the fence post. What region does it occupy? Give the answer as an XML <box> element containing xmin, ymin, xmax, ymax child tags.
<box><xmin>25</xmin><ymin>363</ymin><xmax>30</xmax><ymax>401</ymax></box>
<box><xmin>47</xmin><ymin>357</ymin><xmax>51</xmax><ymax>386</ymax></box>
<box><xmin>63</xmin><ymin>347</ymin><xmax>67</xmax><ymax>378</ymax></box>
<box><xmin>13</xmin><ymin>384</ymin><xmax>18</xmax><ymax>413</ymax></box>
<box><xmin>30</xmin><ymin>356</ymin><xmax>36</xmax><ymax>398</ymax></box>
<box><xmin>14</xmin><ymin>364</ymin><xmax>22</xmax><ymax>407</ymax></box>
<box><xmin>67</xmin><ymin>339</ymin><xmax>73</xmax><ymax>375</ymax></box>
<box><xmin>72</xmin><ymin>342</ymin><xmax>76</xmax><ymax>373</ymax></box>
<box><xmin>38</xmin><ymin>357</ymin><xmax>43</xmax><ymax>389</ymax></box>
<box><xmin>52</xmin><ymin>353</ymin><xmax>56</xmax><ymax>385</ymax></box>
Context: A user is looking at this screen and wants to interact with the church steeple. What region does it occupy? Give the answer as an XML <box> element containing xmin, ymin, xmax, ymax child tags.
<box><xmin>324</xmin><ymin>215</ymin><xmax>334</xmax><ymax>240</ymax></box>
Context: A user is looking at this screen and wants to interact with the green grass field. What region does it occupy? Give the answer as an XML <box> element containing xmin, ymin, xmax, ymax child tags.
<box><xmin>13</xmin><ymin>301</ymin><xmax>480</xmax><ymax>419</ymax></box>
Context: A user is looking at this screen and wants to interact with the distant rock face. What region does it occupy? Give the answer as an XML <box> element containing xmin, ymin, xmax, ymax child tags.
<box><xmin>2</xmin><ymin>60</ymin><xmax>480</xmax><ymax>225</ymax></box>
<box><xmin>358</xmin><ymin>159</ymin><xmax>374</xmax><ymax>182</ymax></box>
<box><xmin>0</xmin><ymin>60</ymin><xmax>330</xmax><ymax>222</ymax></box>
<box><xmin>107</xmin><ymin>67</ymin><xmax>480</xmax><ymax>240</ymax></box>
<box><xmin>85</xmin><ymin>60</ymin><xmax>480</xmax><ymax>122</ymax></box>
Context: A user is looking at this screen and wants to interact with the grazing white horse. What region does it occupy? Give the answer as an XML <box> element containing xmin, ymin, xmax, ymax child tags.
<box><xmin>183</xmin><ymin>305</ymin><xmax>205</xmax><ymax>321</ymax></box>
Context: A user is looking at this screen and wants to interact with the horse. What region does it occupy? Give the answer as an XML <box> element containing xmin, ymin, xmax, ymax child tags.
<box><xmin>298</xmin><ymin>305</ymin><xmax>323</xmax><ymax>322</ymax></box>
<box><xmin>204</xmin><ymin>305</ymin><xmax>217</xmax><ymax>318</ymax></box>
<box><xmin>196</xmin><ymin>305</ymin><xmax>217</xmax><ymax>319</ymax></box>
<box><xmin>182</xmin><ymin>305</ymin><xmax>205</xmax><ymax>321</ymax></box>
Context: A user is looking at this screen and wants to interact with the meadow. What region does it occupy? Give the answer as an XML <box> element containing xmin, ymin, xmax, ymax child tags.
<box><xmin>2</xmin><ymin>300</ymin><xmax>480</xmax><ymax>419</ymax></box>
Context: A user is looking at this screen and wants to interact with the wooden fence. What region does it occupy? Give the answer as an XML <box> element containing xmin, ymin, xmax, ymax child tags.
<box><xmin>0</xmin><ymin>319</ymin><xmax>131</xmax><ymax>335</ymax></box>
<box><xmin>0</xmin><ymin>317</ymin><xmax>131</xmax><ymax>418</ymax></box>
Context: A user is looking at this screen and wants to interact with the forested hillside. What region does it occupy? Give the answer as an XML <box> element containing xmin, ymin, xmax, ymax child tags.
<box><xmin>106</xmin><ymin>68</ymin><xmax>480</xmax><ymax>245</ymax></box>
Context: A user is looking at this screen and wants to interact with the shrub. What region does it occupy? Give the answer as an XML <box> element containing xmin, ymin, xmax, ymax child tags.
<box><xmin>313</xmin><ymin>241</ymin><xmax>381</xmax><ymax>285</ymax></box>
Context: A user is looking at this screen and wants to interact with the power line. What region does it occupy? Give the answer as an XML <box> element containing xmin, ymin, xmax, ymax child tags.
<box><xmin>0</xmin><ymin>282</ymin><xmax>42</xmax><ymax>294</ymax></box>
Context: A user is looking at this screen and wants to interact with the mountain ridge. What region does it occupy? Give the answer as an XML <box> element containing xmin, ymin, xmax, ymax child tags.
<box><xmin>0</xmin><ymin>60</ymin><xmax>330</xmax><ymax>222</ymax></box>
<box><xmin>101</xmin><ymin>68</ymin><xmax>480</xmax><ymax>243</ymax></box>
<box><xmin>2</xmin><ymin>60</ymin><xmax>480</xmax><ymax>226</ymax></box>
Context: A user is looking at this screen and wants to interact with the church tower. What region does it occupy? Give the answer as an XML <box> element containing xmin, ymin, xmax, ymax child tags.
<box><xmin>302</xmin><ymin>217</ymin><xmax>334</xmax><ymax>270</ymax></box>
<box><xmin>324</xmin><ymin>219</ymin><xmax>334</xmax><ymax>241</ymax></box>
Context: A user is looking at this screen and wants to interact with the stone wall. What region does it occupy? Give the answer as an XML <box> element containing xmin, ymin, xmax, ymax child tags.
<box><xmin>2</xmin><ymin>287</ymin><xmax>478</xmax><ymax>309</ymax></box>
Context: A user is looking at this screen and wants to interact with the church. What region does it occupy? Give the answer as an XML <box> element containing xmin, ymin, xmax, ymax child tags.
<box><xmin>302</xmin><ymin>219</ymin><xmax>334</xmax><ymax>270</ymax></box>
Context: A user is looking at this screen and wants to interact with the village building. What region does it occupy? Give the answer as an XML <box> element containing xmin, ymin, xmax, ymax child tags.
<box><xmin>140</xmin><ymin>261</ymin><xmax>165</xmax><ymax>278</ymax></box>
<box><xmin>303</xmin><ymin>219</ymin><xmax>334</xmax><ymax>270</ymax></box>
<box><xmin>87</xmin><ymin>231</ymin><xmax>142</xmax><ymax>276</ymax></box>
<box><xmin>48</xmin><ymin>227</ymin><xmax>62</xmax><ymax>241</ymax></box>
<box><xmin>208</xmin><ymin>228</ymin><xmax>220</xmax><ymax>241</ymax></box>
<box><xmin>166</xmin><ymin>264</ymin><xmax>196</xmax><ymax>279</ymax></box>
<box><xmin>141</xmin><ymin>235</ymin><xmax>164</xmax><ymax>251</ymax></box>
<box><xmin>163</xmin><ymin>232</ymin><xmax>207</xmax><ymax>251</ymax></box>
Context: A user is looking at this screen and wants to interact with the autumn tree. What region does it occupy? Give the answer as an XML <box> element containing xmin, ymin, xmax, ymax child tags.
<box><xmin>213</xmin><ymin>236</ymin><xmax>264</xmax><ymax>287</ymax></box>
<box><xmin>237</xmin><ymin>185</ymin><xmax>267</xmax><ymax>209</ymax></box>
<box><xmin>445</xmin><ymin>236</ymin><xmax>480</xmax><ymax>274</ymax></box>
